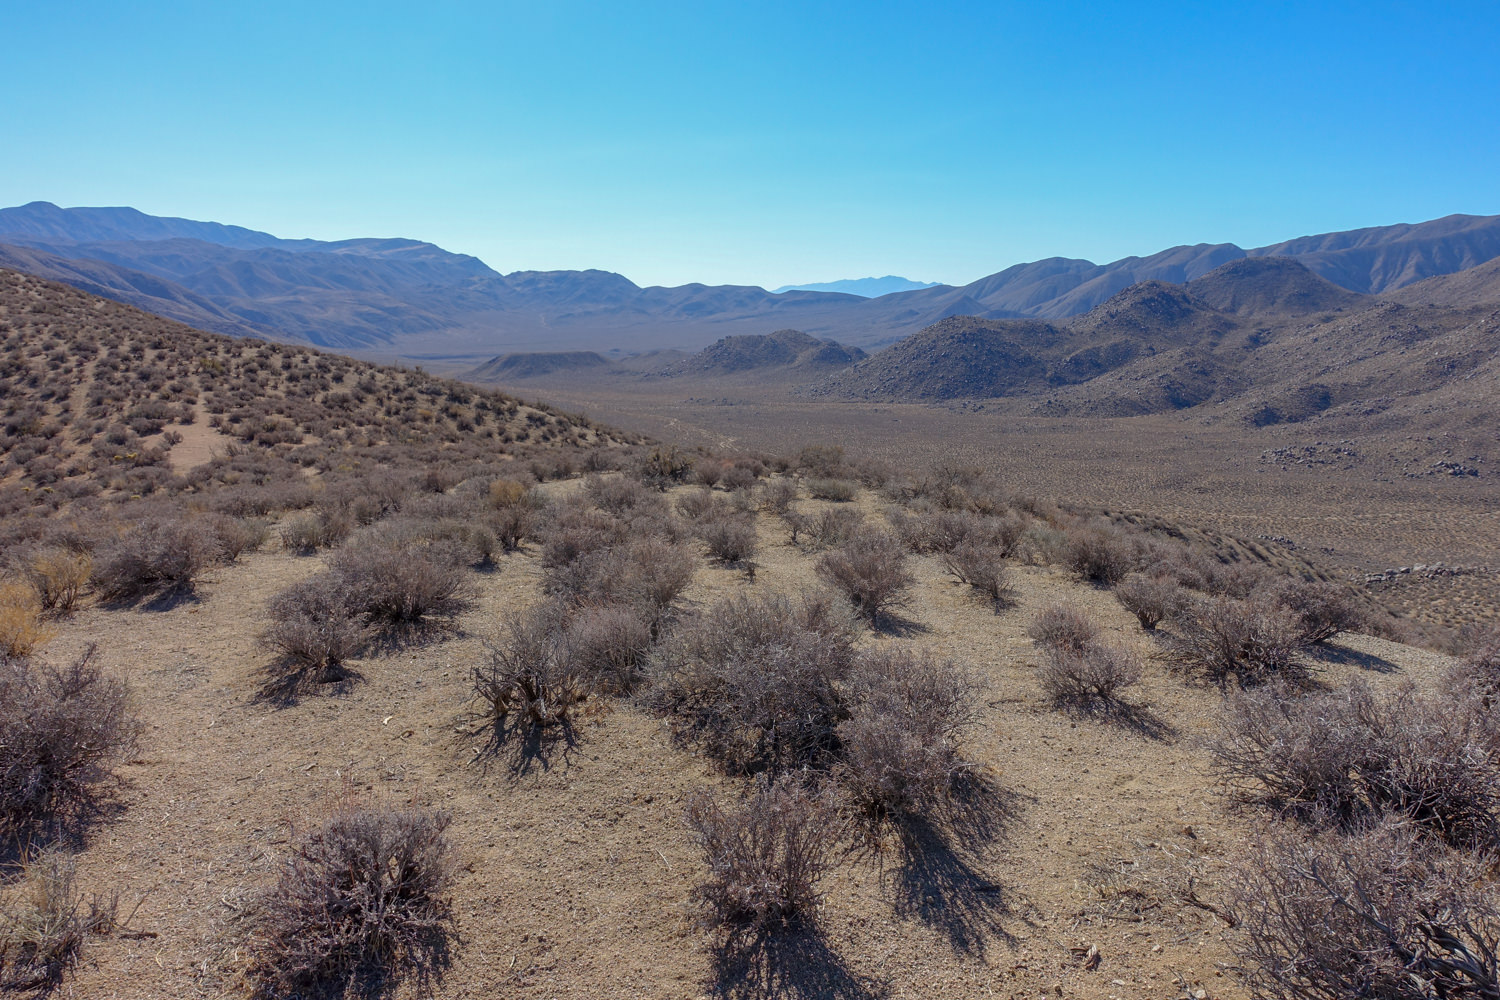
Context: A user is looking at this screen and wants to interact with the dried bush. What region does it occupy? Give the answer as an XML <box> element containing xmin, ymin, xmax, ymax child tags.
<box><xmin>208</xmin><ymin>515</ymin><xmax>268</xmax><ymax>562</ymax></box>
<box><xmin>805</xmin><ymin>477</ymin><xmax>857</xmax><ymax>502</ymax></box>
<box><xmin>247</xmin><ymin>803</ymin><xmax>454</xmax><ymax>997</ymax></box>
<box><xmin>696</xmin><ymin>514</ymin><xmax>758</xmax><ymax>567</ymax></box>
<box><xmin>943</xmin><ymin>540</ymin><xmax>1015</xmax><ymax>604</ymax></box>
<box><xmin>0</xmin><ymin>848</ymin><xmax>112</xmax><ymax>992</ymax></box>
<box><xmin>489</xmin><ymin>502</ymin><xmax>537</xmax><ymax>552</ymax></box>
<box><xmin>1228</xmin><ymin>820</ymin><xmax>1500</xmax><ymax>1000</ymax></box>
<box><xmin>1271</xmin><ymin>578</ymin><xmax>1365</xmax><ymax>645</ymax></box>
<box><xmin>1027</xmin><ymin>602</ymin><xmax>1100</xmax><ymax>653</ymax></box>
<box><xmin>487</xmin><ymin>478</ymin><xmax>529</xmax><ymax>509</ymax></box>
<box><xmin>331</xmin><ymin>545</ymin><xmax>472</xmax><ymax>626</ymax></box>
<box><xmin>279</xmin><ymin>510</ymin><xmax>352</xmax><ymax>554</ymax></box>
<box><xmin>1113</xmin><ymin>572</ymin><xmax>1185</xmax><ymax>630</ymax></box>
<box><xmin>562</xmin><ymin>602</ymin><xmax>655</xmax><ymax>695</ymax></box>
<box><xmin>1036</xmin><ymin>642</ymin><xmax>1142</xmax><ymax>709</ymax></box>
<box><xmin>816</xmin><ymin>531</ymin><xmax>913</xmax><ymax>625</ymax></box>
<box><xmin>1210</xmin><ymin>681</ymin><xmax>1500</xmax><ymax>846</ymax></box>
<box><xmin>685</xmin><ymin>778</ymin><xmax>843</xmax><ymax>930</ymax></box>
<box><xmin>1063</xmin><ymin>526</ymin><xmax>1134</xmax><ymax>585</ymax></box>
<box><xmin>798</xmin><ymin>506</ymin><xmax>864</xmax><ymax>550</ymax></box>
<box><xmin>721</xmin><ymin>464</ymin><xmax>759</xmax><ymax>492</ymax></box>
<box><xmin>20</xmin><ymin>549</ymin><xmax>91</xmax><ymax>614</ymax></box>
<box><xmin>92</xmin><ymin>517</ymin><xmax>221</xmax><ymax>601</ymax></box>
<box><xmin>838</xmin><ymin>649</ymin><xmax>979</xmax><ymax>819</ymax></box>
<box><xmin>1165</xmin><ymin>593</ymin><xmax>1305</xmax><ymax>686</ymax></box>
<box><xmin>0</xmin><ymin>645</ymin><xmax>138</xmax><ymax>834</ymax></box>
<box><xmin>584</xmin><ymin>473</ymin><xmax>655</xmax><ymax>515</ymax></box>
<box><xmin>473</xmin><ymin>603</ymin><xmax>586</xmax><ymax>734</ymax></box>
<box><xmin>545</xmin><ymin>537</ymin><xmax>696</xmax><ymax>612</ymax></box>
<box><xmin>264</xmin><ymin>574</ymin><xmax>371</xmax><ymax>681</ymax></box>
<box><xmin>649</xmin><ymin>591</ymin><xmax>858</xmax><ymax>773</ymax></box>
<box><xmin>638</xmin><ymin>446</ymin><xmax>694</xmax><ymax>489</ymax></box>
<box><xmin>675</xmin><ymin>486</ymin><xmax>720</xmax><ymax>521</ymax></box>
<box><xmin>758</xmin><ymin>479</ymin><xmax>799</xmax><ymax>516</ymax></box>
<box><xmin>0</xmin><ymin>583</ymin><xmax>51</xmax><ymax>659</ymax></box>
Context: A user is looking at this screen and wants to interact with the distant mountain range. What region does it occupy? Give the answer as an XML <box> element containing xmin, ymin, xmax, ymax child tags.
<box><xmin>2</xmin><ymin>201</ymin><xmax>1499</xmax><ymax>356</ymax></box>
<box><xmin>771</xmin><ymin>276</ymin><xmax>942</xmax><ymax>297</ymax></box>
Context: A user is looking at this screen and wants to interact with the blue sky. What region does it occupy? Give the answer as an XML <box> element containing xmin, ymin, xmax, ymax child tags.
<box><xmin>3</xmin><ymin>1</ymin><xmax>1497</xmax><ymax>288</ymax></box>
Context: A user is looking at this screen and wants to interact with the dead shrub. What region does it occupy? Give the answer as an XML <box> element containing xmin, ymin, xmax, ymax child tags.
<box><xmin>1063</xmin><ymin>526</ymin><xmax>1134</xmax><ymax>585</ymax></box>
<box><xmin>265</xmin><ymin>574</ymin><xmax>371</xmax><ymax>682</ymax></box>
<box><xmin>721</xmin><ymin>465</ymin><xmax>758</xmax><ymax>492</ymax></box>
<box><xmin>0</xmin><ymin>645</ymin><xmax>139</xmax><ymax>834</ymax></box>
<box><xmin>648</xmin><ymin>591</ymin><xmax>858</xmax><ymax>774</ymax></box>
<box><xmin>93</xmin><ymin>517</ymin><xmax>221</xmax><ymax>601</ymax></box>
<box><xmin>0</xmin><ymin>848</ymin><xmax>113</xmax><ymax>992</ymax></box>
<box><xmin>837</xmin><ymin>648</ymin><xmax>979</xmax><ymax>819</ymax></box>
<box><xmin>816</xmin><ymin>531</ymin><xmax>913</xmax><ymax>625</ymax></box>
<box><xmin>20</xmin><ymin>549</ymin><xmax>91</xmax><ymax>614</ymax></box>
<box><xmin>943</xmin><ymin>540</ymin><xmax>1015</xmax><ymax>604</ymax></box>
<box><xmin>1228</xmin><ymin>820</ymin><xmax>1500</xmax><ymax>1000</ymax></box>
<box><xmin>584</xmin><ymin>473</ymin><xmax>655</xmax><ymax>515</ymax></box>
<box><xmin>487</xmin><ymin>478</ymin><xmax>529</xmax><ymax>509</ymax></box>
<box><xmin>1271</xmin><ymin>578</ymin><xmax>1365</xmax><ymax>645</ymax></box>
<box><xmin>0</xmin><ymin>583</ymin><xmax>52</xmax><ymax>659</ymax></box>
<box><xmin>1027</xmin><ymin>602</ymin><xmax>1100</xmax><ymax>653</ymax></box>
<box><xmin>1164</xmin><ymin>593</ymin><xmax>1305</xmax><ymax>686</ymax></box>
<box><xmin>279</xmin><ymin>509</ymin><xmax>353</xmax><ymax>554</ymax></box>
<box><xmin>1210</xmin><ymin>680</ymin><xmax>1500</xmax><ymax>846</ymax></box>
<box><xmin>247</xmin><ymin>802</ymin><xmax>454</xmax><ymax>998</ymax></box>
<box><xmin>545</xmin><ymin>536</ymin><xmax>696</xmax><ymax>612</ymax></box>
<box><xmin>1113</xmin><ymin>572</ymin><xmax>1185</xmax><ymax>630</ymax></box>
<box><xmin>208</xmin><ymin>515</ymin><xmax>268</xmax><ymax>562</ymax></box>
<box><xmin>638</xmin><ymin>446</ymin><xmax>694</xmax><ymax>490</ymax></box>
<box><xmin>696</xmin><ymin>514</ymin><xmax>758</xmax><ymax>567</ymax></box>
<box><xmin>562</xmin><ymin>602</ymin><xmax>655</xmax><ymax>695</ymax></box>
<box><xmin>685</xmin><ymin>778</ymin><xmax>843</xmax><ymax>930</ymax></box>
<box><xmin>1036</xmin><ymin>642</ymin><xmax>1142</xmax><ymax>709</ymax></box>
<box><xmin>805</xmin><ymin>477</ymin><xmax>857</xmax><ymax>502</ymax></box>
<box><xmin>799</xmin><ymin>506</ymin><xmax>864</xmax><ymax>550</ymax></box>
<box><xmin>330</xmin><ymin>545</ymin><xmax>472</xmax><ymax>626</ymax></box>
<box><xmin>758</xmin><ymin>479</ymin><xmax>799</xmax><ymax>516</ymax></box>
<box><xmin>473</xmin><ymin>603</ymin><xmax>586</xmax><ymax>734</ymax></box>
<box><xmin>675</xmin><ymin>486</ymin><xmax>720</xmax><ymax>521</ymax></box>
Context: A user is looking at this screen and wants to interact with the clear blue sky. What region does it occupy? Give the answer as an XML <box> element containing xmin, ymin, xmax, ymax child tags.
<box><xmin>3</xmin><ymin>1</ymin><xmax>1497</xmax><ymax>288</ymax></box>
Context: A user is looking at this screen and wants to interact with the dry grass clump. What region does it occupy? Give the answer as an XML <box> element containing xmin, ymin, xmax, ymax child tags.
<box><xmin>1113</xmin><ymin>571</ymin><xmax>1185</xmax><ymax>630</ymax></box>
<box><xmin>1210</xmin><ymin>680</ymin><xmax>1500</xmax><ymax>846</ymax></box>
<box><xmin>837</xmin><ymin>648</ymin><xmax>979</xmax><ymax>820</ymax></box>
<box><xmin>943</xmin><ymin>540</ymin><xmax>1016</xmax><ymax>604</ymax></box>
<box><xmin>246</xmin><ymin>802</ymin><xmax>454</xmax><ymax>998</ymax></box>
<box><xmin>0</xmin><ymin>848</ymin><xmax>115</xmax><ymax>992</ymax></box>
<box><xmin>92</xmin><ymin>516</ymin><xmax>222</xmax><ymax>601</ymax></box>
<box><xmin>648</xmin><ymin>591</ymin><xmax>858</xmax><ymax>774</ymax></box>
<box><xmin>0</xmin><ymin>645</ymin><xmax>139</xmax><ymax>835</ymax></box>
<box><xmin>0</xmin><ymin>582</ymin><xmax>52</xmax><ymax>659</ymax></box>
<box><xmin>1228</xmin><ymin>820</ymin><xmax>1500</xmax><ymax>1000</ymax></box>
<box><xmin>19</xmin><ymin>549</ymin><xmax>91</xmax><ymax>614</ymax></box>
<box><xmin>685</xmin><ymin>778</ymin><xmax>843</xmax><ymax>931</ymax></box>
<box><xmin>264</xmin><ymin>575</ymin><xmax>371</xmax><ymax>682</ymax></box>
<box><xmin>1164</xmin><ymin>593</ymin><xmax>1305</xmax><ymax>686</ymax></box>
<box><xmin>815</xmin><ymin>530</ymin><xmax>913</xmax><ymax>625</ymax></box>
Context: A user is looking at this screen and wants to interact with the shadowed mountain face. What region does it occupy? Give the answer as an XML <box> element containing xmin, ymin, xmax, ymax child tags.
<box><xmin>2</xmin><ymin>202</ymin><xmax>1498</xmax><ymax>356</ymax></box>
<box><xmin>809</xmin><ymin>255</ymin><xmax>1500</xmax><ymax>425</ymax></box>
<box><xmin>660</xmin><ymin>329</ymin><xmax>867</xmax><ymax>376</ymax></box>
<box><xmin>463</xmin><ymin>351</ymin><xmax>611</xmax><ymax>380</ymax></box>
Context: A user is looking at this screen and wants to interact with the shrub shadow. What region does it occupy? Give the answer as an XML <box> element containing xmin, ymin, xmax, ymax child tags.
<box><xmin>1307</xmin><ymin>642</ymin><xmax>1400</xmax><ymax>674</ymax></box>
<box><xmin>709</xmin><ymin>925</ymin><xmax>890</xmax><ymax>1000</ymax></box>
<box><xmin>252</xmin><ymin>659</ymin><xmax>364</xmax><ymax>708</ymax></box>
<box><xmin>880</xmin><ymin>774</ymin><xmax>1028</xmax><ymax>958</ymax></box>
<box><xmin>466</xmin><ymin>714</ymin><xmax>581</xmax><ymax>781</ymax></box>
<box><xmin>1065</xmin><ymin>699</ymin><xmax>1178</xmax><ymax>742</ymax></box>
<box><xmin>99</xmin><ymin>587</ymin><xmax>203</xmax><ymax>613</ymax></box>
<box><xmin>871</xmin><ymin>611</ymin><xmax>931</xmax><ymax>638</ymax></box>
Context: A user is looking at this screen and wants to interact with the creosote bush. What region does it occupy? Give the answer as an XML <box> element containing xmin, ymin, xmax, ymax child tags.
<box><xmin>837</xmin><ymin>648</ymin><xmax>979</xmax><ymax>819</ymax></box>
<box><xmin>685</xmin><ymin>778</ymin><xmax>843</xmax><ymax>930</ymax></box>
<box><xmin>815</xmin><ymin>530</ymin><xmax>913</xmax><ymax>625</ymax></box>
<box><xmin>247</xmin><ymin>802</ymin><xmax>454</xmax><ymax>997</ymax></box>
<box><xmin>0</xmin><ymin>645</ymin><xmax>139</xmax><ymax>834</ymax></box>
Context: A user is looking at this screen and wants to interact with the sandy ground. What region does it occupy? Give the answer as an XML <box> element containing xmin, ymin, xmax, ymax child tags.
<box><xmin>33</xmin><ymin>483</ymin><xmax>1453</xmax><ymax>1000</ymax></box>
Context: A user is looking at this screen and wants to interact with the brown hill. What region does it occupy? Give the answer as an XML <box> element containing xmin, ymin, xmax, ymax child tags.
<box><xmin>661</xmin><ymin>329</ymin><xmax>866</xmax><ymax>377</ymax></box>
<box><xmin>463</xmin><ymin>351</ymin><xmax>612</xmax><ymax>380</ymax></box>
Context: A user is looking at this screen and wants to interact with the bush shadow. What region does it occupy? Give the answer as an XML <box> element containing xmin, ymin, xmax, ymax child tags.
<box><xmin>709</xmin><ymin>925</ymin><xmax>890</xmax><ymax>1000</ymax></box>
<box><xmin>465</xmin><ymin>714</ymin><xmax>581</xmax><ymax>781</ymax></box>
<box><xmin>879</xmin><ymin>773</ymin><xmax>1030</xmax><ymax>958</ymax></box>
<box><xmin>1307</xmin><ymin>642</ymin><xmax>1400</xmax><ymax>674</ymax></box>
<box><xmin>251</xmin><ymin>659</ymin><xmax>364</xmax><ymax>708</ymax></box>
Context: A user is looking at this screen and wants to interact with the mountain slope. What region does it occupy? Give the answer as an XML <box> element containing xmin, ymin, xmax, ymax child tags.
<box><xmin>662</xmin><ymin>329</ymin><xmax>866</xmax><ymax>377</ymax></box>
<box><xmin>772</xmin><ymin>276</ymin><xmax>941</xmax><ymax>297</ymax></box>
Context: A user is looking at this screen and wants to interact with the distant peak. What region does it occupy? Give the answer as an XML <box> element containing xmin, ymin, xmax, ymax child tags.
<box><xmin>772</xmin><ymin>276</ymin><xmax>944</xmax><ymax>297</ymax></box>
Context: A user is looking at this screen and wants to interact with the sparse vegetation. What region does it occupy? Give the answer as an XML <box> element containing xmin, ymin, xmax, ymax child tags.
<box><xmin>1113</xmin><ymin>572</ymin><xmax>1184</xmax><ymax>630</ymax></box>
<box><xmin>1164</xmin><ymin>593</ymin><xmax>1306</xmax><ymax>686</ymax></box>
<box><xmin>816</xmin><ymin>530</ymin><xmax>913</xmax><ymax>625</ymax></box>
<box><xmin>0</xmin><ymin>848</ymin><xmax>113</xmax><ymax>992</ymax></box>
